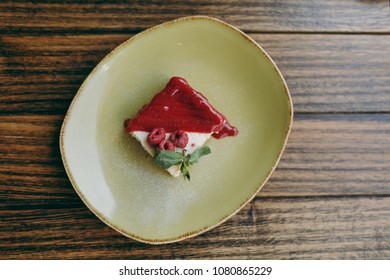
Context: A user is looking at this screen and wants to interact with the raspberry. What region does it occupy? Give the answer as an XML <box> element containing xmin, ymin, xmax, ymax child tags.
<box><xmin>147</xmin><ymin>127</ymin><xmax>166</xmax><ymax>146</ymax></box>
<box><xmin>169</xmin><ymin>130</ymin><xmax>189</xmax><ymax>148</ymax></box>
<box><xmin>158</xmin><ymin>139</ymin><xmax>174</xmax><ymax>151</ymax></box>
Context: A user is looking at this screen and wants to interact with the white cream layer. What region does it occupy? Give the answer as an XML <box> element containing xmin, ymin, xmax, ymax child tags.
<box><xmin>131</xmin><ymin>131</ymin><xmax>212</xmax><ymax>177</ymax></box>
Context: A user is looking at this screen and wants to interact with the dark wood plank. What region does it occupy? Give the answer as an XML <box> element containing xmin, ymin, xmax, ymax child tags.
<box><xmin>264</xmin><ymin>114</ymin><xmax>390</xmax><ymax>196</ymax></box>
<box><xmin>1</xmin><ymin>34</ymin><xmax>389</xmax><ymax>115</ymax></box>
<box><xmin>1</xmin><ymin>0</ymin><xmax>388</xmax><ymax>262</ymax></box>
<box><xmin>1</xmin><ymin>0</ymin><xmax>389</xmax><ymax>34</ymax></box>
<box><xmin>0</xmin><ymin>35</ymin><xmax>110</xmax><ymax>115</ymax></box>
<box><xmin>0</xmin><ymin>115</ymin><xmax>79</xmax><ymax>208</ymax></box>
<box><xmin>1</xmin><ymin>114</ymin><xmax>389</xmax><ymax>208</ymax></box>
<box><xmin>1</xmin><ymin>196</ymin><xmax>389</xmax><ymax>259</ymax></box>
<box><xmin>255</xmin><ymin>34</ymin><xmax>390</xmax><ymax>113</ymax></box>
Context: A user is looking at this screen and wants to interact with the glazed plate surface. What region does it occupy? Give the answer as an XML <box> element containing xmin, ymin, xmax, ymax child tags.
<box><xmin>60</xmin><ymin>16</ymin><xmax>293</xmax><ymax>243</ymax></box>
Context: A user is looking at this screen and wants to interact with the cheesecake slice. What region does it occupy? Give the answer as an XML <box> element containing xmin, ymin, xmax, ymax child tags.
<box><xmin>124</xmin><ymin>77</ymin><xmax>238</xmax><ymax>177</ymax></box>
<box><xmin>130</xmin><ymin>131</ymin><xmax>212</xmax><ymax>176</ymax></box>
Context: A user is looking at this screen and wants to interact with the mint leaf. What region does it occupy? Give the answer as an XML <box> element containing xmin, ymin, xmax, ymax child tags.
<box><xmin>184</xmin><ymin>154</ymin><xmax>191</xmax><ymax>167</ymax></box>
<box><xmin>180</xmin><ymin>163</ymin><xmax>191</xmax><ymax>181</ymax></box>
<box><xmin>152</xmin><ymin>146</ymin><xmax>211</xmax><ymax>181</ymax></box>
<box><xmin>153</xmin><ymin>150</ymin><xmax>183</xmax><ymax>169</ymax></box>
<box><xmin>189</xmin><ymin>146</ymin><xmax>211</xmax><ymax>165</ymax></box>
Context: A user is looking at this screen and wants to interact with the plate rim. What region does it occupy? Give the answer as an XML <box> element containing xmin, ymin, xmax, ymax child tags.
<box><xmin>59</xmin><ymin>15</ymin><xmax>294</xmax><ymax>244</ymax></box>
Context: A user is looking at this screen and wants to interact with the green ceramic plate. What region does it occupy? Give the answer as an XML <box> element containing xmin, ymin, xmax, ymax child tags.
<box><xmin>60</xmin><ymin>16</ymin><xmax>293</xmax><ymax>244</ymax></box>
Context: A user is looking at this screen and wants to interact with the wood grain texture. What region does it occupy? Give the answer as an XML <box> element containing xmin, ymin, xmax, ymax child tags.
<box><xmin>1</xmin><ymin>0</ymin><xmax>389</xmax><ymax>34</ymax></box>
<box><xmin>256</xmin><ymin>34</ymin><xmax>390</xmax><ymax>113</ymax></box>
<box><xmin>1</xmin><ymin>196</ymin><xmax>390</xmax><ymax>259</ymax></box>
<box><xmin>1</xmin><ymin>34</ymin><xmax>389</xmax><ymax>115</ymax></box>
<box><xmin>264</xmin><ymin>114</ymin><xmax>390</xmax><ymax>196</ymax></box>
<box><xmin>1</xmin><ymin>0</ymin><xmax>390</xmax><ymax>260</ymax></box>
<box><xmin>1</xmin><ymin>114</ymin><xmax>389</xmax><ymax>209</ymax></box>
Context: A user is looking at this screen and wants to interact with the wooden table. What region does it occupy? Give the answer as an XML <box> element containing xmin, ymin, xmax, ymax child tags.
<box><xmin>1</xmin><ymin>1</ymin><xmax>389</xmax><ymax>259</ymax></box>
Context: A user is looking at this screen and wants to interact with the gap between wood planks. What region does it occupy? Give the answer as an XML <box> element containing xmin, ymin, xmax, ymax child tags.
<box><xmin>1</xmin><ymin>29</ymin><xmax>390</xmax><ymax>36</ymax></box>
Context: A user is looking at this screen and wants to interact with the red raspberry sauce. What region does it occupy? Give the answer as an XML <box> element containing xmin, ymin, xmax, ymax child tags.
<box><xmin>125</xmin><ymin>77</ymin><xmax>238</xmax><ymax>139</ymax></box>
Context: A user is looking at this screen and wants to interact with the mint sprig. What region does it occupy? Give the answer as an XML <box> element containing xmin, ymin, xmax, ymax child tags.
<box><xmin>153</xmin><ymin>146</ymin><xmax>211</xmax><ymax>181</ymax></box>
